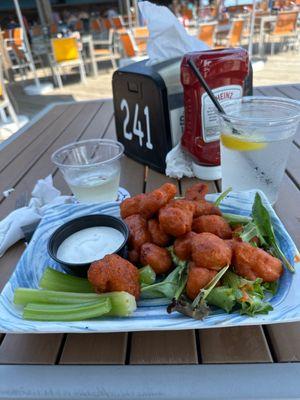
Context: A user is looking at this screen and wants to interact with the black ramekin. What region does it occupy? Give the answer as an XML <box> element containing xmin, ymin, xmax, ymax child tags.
<box><xmin>48</xmin><ymin>214</ymin><xmax>129</xmax><ymax>277</ymax></box>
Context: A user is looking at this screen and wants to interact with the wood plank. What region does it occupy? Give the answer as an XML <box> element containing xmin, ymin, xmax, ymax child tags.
<box><xmin>199</xmin><ymin>326</ymin><xmax>273</xmax><ymax>364</ymax></box>
<box><xmin>81</xmin><ymin>101</ymin><xmax>114</xmax><ymax>139</ymax></box>
<box><xmin>254</xmin><ymin>86</ymin><xmax>286</xmax><ymax>97</ymax></box>
<box><xmin>0</xmin><ymin>103</ymin><xmax>103</xmax><ymax>365</ymax></box>
<box><xmin>0</xmin><ymin>102</ymin><xmax>102</xmax><ymax>220</ymax></box>
<box><xmin>266</xmin><ymin>322</ymin><xmax>300</xmax><ymax>362</ymax></box>
<box><xmin>275</xmin><ymin>174</ymin><xmax>300</xmax><ymax>248</ymax></box>
<box><xmin>0</xmin><ymin>104</ymin><xmax>69</xmax><ymax>172</ymax></box>
<box><xmin>0</xmin><ymin>103</ymin><xmax>87</xmax><ymax>205</ymax></box>
<box><xmin>286</xmin><ymin>144</ymin><xmax>300</xmax><ymax>188</ymax></box>
<box><xmin>144</xmin><ymin>167</ymin><xmax>178</xmax><ymax>193</ymax></box>
<box><xmin>130</xmin><ymin>330</ymin><xmax>198</xmax><ymax>364</ymax></box>
<box><xmin>59</xmin><ymin>333</ymin><xmax>127</xmax><ymax>365</ymax></box>
<box><xmin>0</xmin><ymin>334</ymin><xmax>63</xmax><ymax>364</ymax></box>
<box><xmin>273</xmin><ymin>85</ymin><xmax>300</xmax><ymax>101</ymax></box>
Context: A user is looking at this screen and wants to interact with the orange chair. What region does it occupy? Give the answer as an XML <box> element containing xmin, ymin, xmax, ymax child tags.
<box><xmin>269</xmin><ymin>11</ymin><xmax>299</xmax><ymax>54</ymax></box>
<box><xmin>226</xmin><ymin>18</ymin><xmax>245</xmax><ymax>47</ymax></box>
<box><xmin>111</xmin><ymin>16</ymin><xmax>125</xmax><ymax>29</ymax></box>
<box><xmin>91</xmin><ymin>18</ymin><xmax>102</xmax><ymax>33</ymax></box>
<box><xmin>117</xmin><ymin>30</ymin><xmax>147</xmax><ymax>67</ymax></box>
<box><xmin>182</xmin><ymin>9</ymin><xmax>194</xmax><ymax>20</ymax></box>
<box><xmin>92</xmin><ymin>29</ymin><xmax>120</xmax><ymax>70</ymax></box>
<box><xmin>198</xmin><ymin>21</ymin><xmax>217</xmax><ymax>47</ymax></box>
<box><xmin>49</xmin><ymin>23</ymin><xmax>58</xmax><ymax>36</ymax></box>
<box><xmin>132</xmin><ymin>26</ymin><xmax>149</xmax><ymax>53</ymax></box>
<box><xmin>74</xmin><ymin>20</ymin><xmax>84</xmax><ymax>32</ymax></box>
<box><xmin>102</xmin><ymin>18</ymin><xmax>113</xmax><ymax>30</ymax></box>
<box><xmin>50</xmin><ymin>37</ymin><xmax>86</xmax><ymax>87</ymax></box>
<box><xmin>132</xmin><ymin>26</ymin><xmax>149</xmax><ymax>40</ymax></box>
<box><xmin>13</xmin><ymin>28</ymin><xmax>23</xmax><ymax>48</ymax></box>
<box><xmin>118</xmin><ymin>30</ymin><xmax>137</xmax><ymax>57</ymax></box>
<box><xmin>31</xmin><ymin>25</ymin><xmax>43</xmax><ymax>37</ymax></box>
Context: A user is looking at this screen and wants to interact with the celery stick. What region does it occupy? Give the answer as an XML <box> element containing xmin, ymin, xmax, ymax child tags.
<box><xmin>14</xmin><ymin>288</ymin><xmax>137</xmax><ymax>317</ymax></box>
<box><xmin>40</xmin><ymin>267</ymin><xmax>93</xmax><ymax>293</ymax></box>
<box><xmin>23</xmin><ymin>298</ymin><xmax>111</xmax><ymax>321</ymax></box>
<box><xmin>14</xmin><ymin>288</ymin><xmax>99</xmax><ymax>305</ymax></box>
<box><xmin>206</xmin><ymin>287</ymin><xmax>236</xmax><ymax>313</ymax></box>
<box><xmin>139</xmin><ymin>266</ymin><xmax>156</xmax><ymax>285</ymax></box>
<box><xmin>104</xmin><ymin>291</ymin><xmax>137</xmax><ymax>317</ymax></box>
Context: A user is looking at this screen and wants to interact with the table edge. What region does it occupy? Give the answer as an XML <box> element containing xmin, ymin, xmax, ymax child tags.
<box><xmin>0</xmin><ymin>364</ymin><xmax>299</xmax><ymax>400</ymax></box>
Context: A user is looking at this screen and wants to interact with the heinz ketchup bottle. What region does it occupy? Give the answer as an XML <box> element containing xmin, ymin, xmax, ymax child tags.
<box><xmin>181</xmin><ymin>48</ymin><xmax>249</xmax><ymax>180</ymax></box>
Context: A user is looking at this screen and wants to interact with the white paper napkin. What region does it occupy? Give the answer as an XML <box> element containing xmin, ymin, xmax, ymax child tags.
<box><xmin>138</xmin><ymin>1</ymin><xmax>209</xmax><ymax>178</ymax></box>
<box><xmin>165</xmin><ymin>144</ymin><xmax>194</xmax><ymax>179</ymax></box>
<box><xmin>139</xmin><ymin>1</ymin><xmax>209</xmax><ymax>66</ymax></box>
<box><xmin>0</xmin><ymin>176</ymin><xmax>74</xmax><ymax>257</ymax></box>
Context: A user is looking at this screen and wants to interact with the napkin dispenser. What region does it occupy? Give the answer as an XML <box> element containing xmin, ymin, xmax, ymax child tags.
<box><xmin>112</xmin><ymin>57</ymin><xmax>184</xmax><ymax>173</ymax></box>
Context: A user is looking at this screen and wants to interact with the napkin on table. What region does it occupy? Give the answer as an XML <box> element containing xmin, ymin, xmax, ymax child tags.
<box><xmin>0</xmin><ymin>176</ymin><xmax>73</xmax><ymax>257</ymax></box>
<box><xmin>139</xmin><ymin>1</ymin><xmax>209</xmax><ymax>66</ymax></box>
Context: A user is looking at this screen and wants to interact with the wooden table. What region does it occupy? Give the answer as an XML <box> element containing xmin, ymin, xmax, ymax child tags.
<box><xmin>0</xmin><ymin>84</ymin><xmax>299</xmax><ymax>399</ymax></box>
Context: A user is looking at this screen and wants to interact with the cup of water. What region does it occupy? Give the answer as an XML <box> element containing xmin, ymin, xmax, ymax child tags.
<box><xmin>52</xmin><ymin>139</ymin><xmax>124</xmax><ymax>203</ymax></box>
<box><xmin>218</xmin><ymin>97</ymin><xmax>300</xmax><ymax>204</ymax></box>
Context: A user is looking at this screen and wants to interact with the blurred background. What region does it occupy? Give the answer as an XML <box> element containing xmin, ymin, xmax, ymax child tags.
<box><xmin>0</xmin><ymin>0</ymin><xmax>299</xmax><ymax>141</ymax></box>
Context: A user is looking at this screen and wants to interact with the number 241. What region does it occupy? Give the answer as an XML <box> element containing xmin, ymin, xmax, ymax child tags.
<box><xmin>120</xmin><ymin>99</ymin><xmax>153</xmax><ymax>150</ymax></box>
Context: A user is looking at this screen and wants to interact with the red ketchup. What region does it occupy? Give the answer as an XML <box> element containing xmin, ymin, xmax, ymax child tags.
<box><xmin>181</xmin><ymin>48</ymin><xmax>249</xmax><ymax>180</ymax></box>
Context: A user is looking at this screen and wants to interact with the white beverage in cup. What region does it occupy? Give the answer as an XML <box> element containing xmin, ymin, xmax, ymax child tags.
<box><xmin>52</xmin><ymin>139</ymin><xmax>124</xmax><ymax>203</ymax></box>
<box><xmin>217</xmin><ymin>97</ymin><xmax>300</xmax><ymax>204</ymax></box>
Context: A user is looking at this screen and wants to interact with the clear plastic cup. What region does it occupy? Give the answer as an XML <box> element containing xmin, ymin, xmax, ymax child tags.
<box><xmin>52</xmin><ymin>139</ymin><xmax>124</xmax><ymax>203</ymax></box>
<box><xmin>218</xmin><ymin>96</ymin><xmax>300</xmax><ymax>204</ymax></box>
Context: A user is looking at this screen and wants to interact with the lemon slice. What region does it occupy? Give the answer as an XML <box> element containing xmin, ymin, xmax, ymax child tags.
<box><xmin>221</xmin><ymin>134</ymin><xmax>267</xmax><ymax>151</ymax></box>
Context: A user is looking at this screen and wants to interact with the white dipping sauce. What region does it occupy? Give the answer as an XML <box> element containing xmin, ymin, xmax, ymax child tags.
<box><xmin>57</xmin><ymin>226</ymin><xmax>124</xmax><ymax>264</ymax></box>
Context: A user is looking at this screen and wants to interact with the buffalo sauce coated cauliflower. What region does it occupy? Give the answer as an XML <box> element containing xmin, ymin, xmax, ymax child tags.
<box><xmin>88</xmin><ymin>254</ymin><xmax>140</xmax><ymax>299</ymax></box>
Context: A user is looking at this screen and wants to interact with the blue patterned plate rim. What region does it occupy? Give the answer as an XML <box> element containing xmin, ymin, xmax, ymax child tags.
<box><xmin>0</xmin><ymin>189</ymin><xmax>299</xmax><ymax>333</ymax></box>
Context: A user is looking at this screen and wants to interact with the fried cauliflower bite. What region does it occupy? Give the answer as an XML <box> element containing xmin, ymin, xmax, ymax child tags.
<box><xmin>139</xmin><ymin>183</ymin><xmax>177</xmax><ymax>219</ymax></box>
<box><xmin>185</xmin><ymin>183</ymin><xmax>208</xmax><ymax>201</ymax></box>
<box><xmin>174</xmin><ymin>231</ymin><xmax>197</xmax><ymax>261</ymax></box>
<box><xmin>191</xmin><ymin>232</ymin><xmax>232</xmax><ymax>270</ymax></box>
<box><xmin>159</xmin><ymin>205</ymin><xmax>193</xmax><ymax>237</ymax></box>
<box><xmin>168</xmin><ymin>199</ymin><xmax>196</xmax><ymax>214</ymax></box>
<box><xmin>120</xmin><ymin>194</ymin><xmax>146</xmax><ymax>219</ymax></box>
<box><xmin>186</xmin><ymin>263</ymin><xmax>217</xmax><ymax>300</ymax></box>
<box><xmin>193</xmin><ymin>200</ymin><xmax>222</xmax><ymax>217</ymax></box>
<box><xmin>232</xmin><ymin>241</ymin><xmax>283</xmax><ymax>282</ymax></box>
<box><xmin>128</xmin><ymin>249</ymin><xmax>140</xmax><ymax>264</ymax></box>
<box><xmin>192</xmin><ymin>215</ymin><xmax>232</xmax><ymax>239</ymax></box>
<box><xmin>148</xmin><ymin>219</ymin><xmax>171</xmax><ymax>247</ymax></box>
<box><xmin>88</xmin><ymin>254</ymin><xmax>140</xmax><ymax>299</ymax></box>
<box><xmin>140</xmin><ymin>243</ymin><xmax>172</xmax><ymax>274</ymax></box>
<box><xmin>124</xmin><ymin>214</ymin><xmax>151</xmax><ymax>251</ymax></box>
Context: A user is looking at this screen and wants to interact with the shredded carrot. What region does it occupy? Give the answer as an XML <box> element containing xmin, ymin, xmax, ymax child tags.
<box><xmin>294</xmin><ymin>253</ymin><xmax>300</xmax><ymax>263</ymax></box>
<box><xmin>240</xmin><ymin>289</ymin><xmax>250</xmax><ymax>303</ymax></box>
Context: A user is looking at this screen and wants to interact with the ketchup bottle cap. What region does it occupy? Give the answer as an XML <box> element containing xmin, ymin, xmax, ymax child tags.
<box><xmin>192</xmin><ymin>162</ymin><xmax>222</xmax><ymax>181</ymax></box>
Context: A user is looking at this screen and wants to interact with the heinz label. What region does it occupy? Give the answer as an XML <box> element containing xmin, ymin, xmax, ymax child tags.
<box><xmin>201</xmin><ymin>85</ymin><xmax>242</xmax><ymax>143</ymax></box>
<box><xmin>180</xmin><ymin>48</ymin><xmax>249</xmax><ymax>168</ymax></box>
